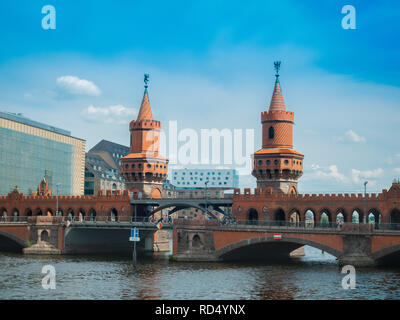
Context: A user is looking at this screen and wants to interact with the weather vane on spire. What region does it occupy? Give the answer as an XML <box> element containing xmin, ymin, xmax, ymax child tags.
<box><xmin>144</xmin><ymin>73</ymin><xmax>150</xmax><ymax>88</ymax></box>
<box><xmin>274</xmin><ymin>61</ymin><xmax>281</xmax><ymax>78</ymax></box>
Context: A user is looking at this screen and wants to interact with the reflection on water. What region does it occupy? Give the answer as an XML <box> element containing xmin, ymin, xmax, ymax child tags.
<box><xmin>1</xmin><ymin>246</ymin><xmax>400</xmax><ymax>300</ymax></box>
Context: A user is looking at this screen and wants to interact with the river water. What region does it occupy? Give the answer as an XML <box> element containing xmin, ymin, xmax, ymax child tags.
<box><xmin>1</xmin><ymin>246</ymin><xmax>400</xmax><ymax>300</ymax></box>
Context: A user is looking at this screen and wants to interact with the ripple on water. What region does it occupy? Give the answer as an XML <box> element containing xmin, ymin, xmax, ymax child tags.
<box><xmin>1</xmin><ymin>247</ymin><xmax>400</xmax><ymax>300</ymax></box>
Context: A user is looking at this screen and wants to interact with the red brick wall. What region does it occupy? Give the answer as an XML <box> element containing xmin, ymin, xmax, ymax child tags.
<box><xmin>0</xmin><ymin>225</ymin><xmax>30</xmax><ymax>241</ymax></box>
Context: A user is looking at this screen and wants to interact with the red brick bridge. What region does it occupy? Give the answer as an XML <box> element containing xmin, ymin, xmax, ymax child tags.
<box><xmin>172</xmin><ymin>219</ymin><xmax>400</xmax><ymax>267</ymax></box>
<box><xmin>172</xmin><ymin>183</ymin><xmax>400</xmax><ymax>267</ymax></box>
<box><xmin>1</xmin><ymin>183</ymin><xmax>400</xmax><ymax>267</ymax></box>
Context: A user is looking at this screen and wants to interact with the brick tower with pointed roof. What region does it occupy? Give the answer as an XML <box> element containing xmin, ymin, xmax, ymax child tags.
<box><xmin>252</xmin><ymin>62</ymin><xmax>304</xmax><ymax>195</ymax></box>
<box><xmin>120</xmin><ymin>75</ymin><xmax>168</xmax><ymax>198</ymax></box>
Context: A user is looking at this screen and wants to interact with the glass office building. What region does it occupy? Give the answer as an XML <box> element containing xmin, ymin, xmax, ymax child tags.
<box><xmin>0</xmin><ymin>112</ymin><xmax>86</xmax><ymax>196</ymax></box>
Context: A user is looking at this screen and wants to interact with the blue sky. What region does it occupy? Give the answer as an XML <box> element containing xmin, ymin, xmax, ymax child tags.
<box><xmin>0</xmin><ymin>1</ymin><xmax>399</xmax><ymax>193</ymax></box>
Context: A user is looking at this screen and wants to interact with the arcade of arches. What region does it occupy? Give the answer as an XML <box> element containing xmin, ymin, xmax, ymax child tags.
<box><xmin>235</xmin><ymin>206</ymin><xmax>399</xmax><ymax>226</ymax></box>
<box><xmin>232</xmin><ymin>182</ymin><xmax>400</xmax><ymax>227</ymax></box>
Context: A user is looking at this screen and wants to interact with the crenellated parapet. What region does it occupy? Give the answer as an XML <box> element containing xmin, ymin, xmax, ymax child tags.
<box><xmin>129</xmin><ymin>119</ymin><xmax>161</xmax><ymax>130</ymax></box>
<box><xmin>261</xmin><ymin>110</ymin><xmax>294</xmax><ymax>123</ymax></box>
<box><xmin>232</xmin><ymin>187</ymin><xmax>389</xmax><ymax>202</ymax></box>
<box><xmin>231</xmin><ymin>183</ymin><xmax>400</xmax><ymax>224</ymax></box>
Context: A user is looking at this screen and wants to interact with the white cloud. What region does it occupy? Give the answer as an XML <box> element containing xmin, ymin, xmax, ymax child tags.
<box><xmin>308</xmin><ymin>164</ymin><xmax>348</xmax><ymax>183</ymax></box>
<box><xmin>81</xmin><ymin>104</ymin><xmax>137</xmax><ymax>124</ymax></box>
<box><xmin>336</xmin><ymin>130</ymin><xmax>366</xmax><ymax>143</ymax></box>
<box><xmin>351</xmin><ymin>168</ymin><xmax>384</xmax><ymax>184</ymax></box>
<box><xmin>345</xmin><ymin>130</ymin><xmax>366</xmax><ymax>143</ymax></box>
<box><xmin>394</xmin><ymin>168</ymin><xmax>400</xmax><ymax>174</ymax></box>
<box><xmin>311</xmin><ymin>164</ymin><xmax>320</xmax><ymax>170</ymax></box>
<box><xmin>317</xmin><ymin>165</ymin><xmax>348</xmax><ymax>182</ymax></box>
<box><xmin>56</xmin><ymin>75</ymin><xmax>101</xmax><ymax>96</ymax></box>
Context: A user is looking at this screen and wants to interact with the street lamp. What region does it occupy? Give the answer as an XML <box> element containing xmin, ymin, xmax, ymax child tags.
<box><xmin>363</xmin><ymin>181</ymin><xmax>368</xmax><ymax>224</ymax></box>
<box><xmin>56</xmin><ymin>183</ymin><xmax>61</xmax><ymax>216</ymax></box>
<box><xmin>205</xmin><ymin>180</ymin><xmax>209</xmax><ymax>218</ymax></box>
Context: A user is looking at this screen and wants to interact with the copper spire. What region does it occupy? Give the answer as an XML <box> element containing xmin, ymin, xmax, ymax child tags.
<box><xmin>136</xmin><ymin>74</ymin><xmax>154</xmax><ymax>121</ymax></box>
<box><xmin>268</xmin><ymin>61</ymin><xmax>286</xmax><ymax>112</ymax></box>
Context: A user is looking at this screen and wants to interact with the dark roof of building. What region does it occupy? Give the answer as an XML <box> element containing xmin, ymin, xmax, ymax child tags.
<box><xmin>88</xmin><ymin>139</ymin><xmax>129</xmax><ymax>169</ymax></box>
<box><xmin>89</xmin><ymin>139</ymin><xmax>129</xmax><ymax>155</ymax></box>
<box><xmin>85</xmin><ymin>153</ymin><xmax>124</xmax><ymax>182</ymax></box>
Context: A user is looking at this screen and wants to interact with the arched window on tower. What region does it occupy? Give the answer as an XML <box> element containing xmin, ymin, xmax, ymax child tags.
<box><xmin>269</xmin><ymin>126</ymin><xmax>274</xmax><ymax>139</ymax></box>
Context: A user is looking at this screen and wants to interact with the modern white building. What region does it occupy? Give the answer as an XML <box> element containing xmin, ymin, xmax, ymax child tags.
<box><xmin>169</xmin><ymin>168</ymin><xmax>239</xmax><ymax>189</ymax></box>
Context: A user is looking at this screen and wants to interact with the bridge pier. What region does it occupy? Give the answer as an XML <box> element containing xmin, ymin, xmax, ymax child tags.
<box><xmin>338</xmin><ymin>254</ymin><xmax>377</xmax><ymax>267</ymax></box>
<box><xmin>145</xmin><ymin>235</ymin><xmax>154</xmax><ymax>252</ymax></box>
<box><xmin>337</xmin><ymin>235</ymin><xmax>377</xmax><ymax>267</ymax></box>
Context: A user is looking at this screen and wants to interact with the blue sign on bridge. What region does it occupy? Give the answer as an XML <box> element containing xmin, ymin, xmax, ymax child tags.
<box><xmin>129</xmin><ymin>228</ymin><xmax>140</xmax><ymax>242</ymax></box>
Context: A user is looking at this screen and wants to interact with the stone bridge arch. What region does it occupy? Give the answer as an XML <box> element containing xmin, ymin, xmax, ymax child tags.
<box><xmin>215</xmin><ymin>236</ymin><xmax>342</xmax><ymax>261</ymax></box>
<box><xmin>0</xmin><ymin>230</ymin><xmax>27</xmax><ymax>252</ymax></box>
<box><xmin>372</xmin><ymin>243</ymin><xmax>400</xmax><ymax>264</ymax></box>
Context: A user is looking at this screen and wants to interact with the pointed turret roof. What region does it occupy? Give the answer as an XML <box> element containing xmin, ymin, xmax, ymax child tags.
<box><xmin>268</xmin><ymin>76</ymin><xmax>286</xmax><ymax>112</ymax></box>
<box><xmin>136</xmin><ymin>87</ymin><xmax>154</xmax><ymax>121</ymax></box>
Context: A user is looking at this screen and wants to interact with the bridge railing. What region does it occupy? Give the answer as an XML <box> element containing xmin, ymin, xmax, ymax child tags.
<box><xmin>0</xmin><ymin>216</ymin><xmax>65</xmax><ymax>224</ymax></box>
<box><xmin>65</xmin><ymin>215</ymin><xmax>173</xmax><ymax>225</ymax></box>
<box><xmin>0</xmin><ymin>216</ymin><xmax>30</xmax><ymax>223</ymax></box>
<box><xmin>0</xmin><ymin>215</ymin><xmax>175</xmax><ymax>225</ymax></box>
<box><xmin>220</xmin><ymin>220</ymin><xmax>400</xmax><ymax>233</ymax></box>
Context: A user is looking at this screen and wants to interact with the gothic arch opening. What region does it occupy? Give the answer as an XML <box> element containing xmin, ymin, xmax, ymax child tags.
<box><xmin>336</xmin><ymin>213</ymin><xmax>344</xmax><ymax>222</ymax></box>
<box><xmin>390</xmin><ymin>208</ymin><xmax>400</xmax><ymax>230</ymax></box>
<box><xmin>25</xmin><ymin>208</ymin><xmax>33</xmax><ymax>217</ymax></box>
<box><xmin>35</xmin><ymin>208</ymin><xmax>43</xmax><ymax>216</ymax></box>
<box><xmin>247</xmin><ymin>208</ymin><xmax>259</xmax><ymax>225</ymax></box>
<box><xmin>289</xmin><ymin>210</ymin><xmax>300</xmax><ymax>227</ymax></box>
<box><xmin>305</xmin><ymin>209</ymin><xmax>315</xmax><ymax>228</ymax></box>
<box><xmin>67</xmin><ymin>209</ymin><xmax>74</xmax><ymax>220</ymax></box>
<box><xmin>368</xmin><ymin>208</ymin><xmax>381</xmax><ymax>229</ymax></box>
<box><xmin>89</xmin><ymin>208</ymin><xmax>96</xmax><ymax>221</ymax></box>
<box><xmin>192</xmin><ymin>235</ymin><xmax>203</xmax><ymax>249</ymax></box>
<box><xmin>352</xmin><ymin>208</ymin><xmax>363</xmax><ymax>224</ymax></box>
<box><xmin>111</xmin><ymin>208</ymin><xmax>118</xmax><ymax>222</ymax></box>
<box><xmin>335</xmin><ymin>209</ymin><xmax>347</xmax><ymax>223</ymax></box>
<box><xmin>78</xmin><ymin>209</ymin><xmax>86</xmax><ymax>222</ymax></box>
<box><xmin>274</xmin><ymin>208</ymin><xmax>286</xmax><ymax>226</ymax></box>
<box><xmin>320</xmin><ymin>209</ymin><xmax>331</xmax><ymax>228</ymax></box>
<box><xmin>40</xmin><ymin>230</ymin><xmax>49</xmax><ymax>242</ymax></box>
<box><xmin>12</xmin><ymin>208</ymin><xmax>19</xmax><ymax>222</ymax></box>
